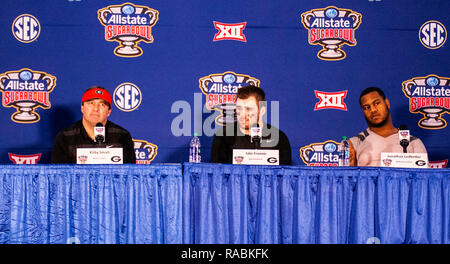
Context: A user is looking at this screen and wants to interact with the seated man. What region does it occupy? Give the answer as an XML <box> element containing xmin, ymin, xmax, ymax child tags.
<box><xmin>210</xmin><ymin>85</ymin><xmax>292</xmax><ymax>165</ymax></box>
<box><xmin>348</xmin><ymin>86</ymin><xmax>427</xmax><ymax>166</ymax></box>
<box><xmin>51</xmin><ymin>86</ymin><xmax>136</xmax><ymax>164</ymax></box>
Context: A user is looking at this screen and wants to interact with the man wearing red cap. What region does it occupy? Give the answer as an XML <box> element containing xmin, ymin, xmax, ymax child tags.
<box><xmin>51</xmin><ymin>86</ymin><xmax>136</xmax><ymax>163</ymax></box>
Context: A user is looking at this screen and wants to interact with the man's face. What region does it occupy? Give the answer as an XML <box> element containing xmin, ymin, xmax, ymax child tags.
<box><xmin>360</xmin><ymin>91</ymin><xmax>390</xmax><ymax>127</ymax></box>
<box><xmin>235</xmin><ymin>96</ymin><xmax>260</xmax><ymax>131</ymax></box>
<box><xmin>81</xmin><ymin>99</ymin><xmax>111</xmax><ymax>126</ymax></box>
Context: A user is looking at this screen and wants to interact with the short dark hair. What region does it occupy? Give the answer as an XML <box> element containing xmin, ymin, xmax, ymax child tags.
<box><xmin>359</xmin><ymin>87</ymin><xmax>386</xmax><ymax>106</ymax></box>
<box><xmin>237</xmin><ymin>85</ymin><xmax>266</xmax><ymax>105</ymax></box>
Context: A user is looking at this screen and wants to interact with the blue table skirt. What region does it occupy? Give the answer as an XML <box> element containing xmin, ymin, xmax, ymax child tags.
<box><xmin>0</xmin><ymin>163</ymin><xmax>448</xmax><ymax>244</ymax></box>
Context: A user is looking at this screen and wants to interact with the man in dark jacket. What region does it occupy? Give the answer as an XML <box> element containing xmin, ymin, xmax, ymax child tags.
<box><xmin>210</xmin><ymin>85</ymin><xmax>292</xmax><ymax>165</ymax></box>
<box><xmin>51</xmin><ymin>86</ymin><xmax>135</xmax><ymax>164</ymax></box>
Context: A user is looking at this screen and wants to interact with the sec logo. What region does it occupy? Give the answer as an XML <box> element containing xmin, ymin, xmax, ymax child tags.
<box><xmin>113</xmin><ymin>83</ymin><xmax>142</xmax><ymax>111</ymax></box>
<box><xmin>12</xmin><ymin>14</ymin><xmax>40</xmax><ymax>43</ymax></box>
<box><xmin>419</xmin><ymin>20</ymin><xmax>447</xmax><ymax>49</ymax></box>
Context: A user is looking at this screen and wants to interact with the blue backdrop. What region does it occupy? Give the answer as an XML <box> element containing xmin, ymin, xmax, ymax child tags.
<box><xmin>0</xmin><ymin>0</ymin><xmax>449</xmax><ymax>165</ymax></box>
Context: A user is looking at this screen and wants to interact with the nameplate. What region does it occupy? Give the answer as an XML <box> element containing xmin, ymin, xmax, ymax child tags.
<box><xmin>232</xmin><ymin>149</ymin><xmax>279</xmax><ymax>165</ymax></box>
<box><xmin>380</xmin><ymin>152</ymin><xmax>428</xmax><ymax>168</ymax></box>
<box><xmin>76</xmin><ymin>148</ymin><xmax>123</xmax><ymax>164</ymax></box>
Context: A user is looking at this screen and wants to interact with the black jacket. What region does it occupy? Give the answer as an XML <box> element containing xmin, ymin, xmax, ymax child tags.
<box><xmin>210</xmin><ymin>122</ymin><xmax>292</xmax><ymax>165</ymax></box>
<box><xmin>51</xmin><ymin>120</ymin><xmax>136</xmax><ymax>164</ymax></box>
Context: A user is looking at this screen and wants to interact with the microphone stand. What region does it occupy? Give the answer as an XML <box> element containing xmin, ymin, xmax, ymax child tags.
<box><xmin>253</xmin><ymin>137</ymin><xmax>260</xmax><ymax>149</ymax></box>
<box><xmin>95</xmin><ymin>136</ymin><xmax>104</xmax><ymax>147</ymax></box>
<box><xmin>400</xmin><ymin>140</ymin><xmax>408</xmax><ymax>153</ymax></box>
<box><xmin>399</xmin><ymin>125</ymin><xmax>409</xmax><ymax>154</ymax></box>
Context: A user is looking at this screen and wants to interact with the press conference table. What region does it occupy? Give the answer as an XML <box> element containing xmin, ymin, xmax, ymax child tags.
<box><xmin>0</xmin><ymin>163</ymin><xmax>448</xmax><ymax>244</ymax></box>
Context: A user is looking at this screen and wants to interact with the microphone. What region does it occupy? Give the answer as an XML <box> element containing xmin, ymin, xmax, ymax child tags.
<box><xmin>250</xmin><ymin>123</ymin><xmax>262</xmax><ymax>149</ymax></box>
<box><xmin>398</xmin><ymin>124</ymin><xmax>410</xmax><ymax>153</ymax></box>
<box><xmin>94</xmin><ymin>122</ymin><xmax>105</xmax><ymax>145</ymax></box>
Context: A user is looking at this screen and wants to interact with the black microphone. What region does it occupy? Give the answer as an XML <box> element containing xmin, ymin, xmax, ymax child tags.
<box><xmin>94</xmin><ymin>122</ymin><xmax>105</xmax><ymax>145</ymax></box>
<box><xmin>250</xmin><ymin>123</ymin><xmax>261</xmax><ymax>149</ymax></box>
<box><xmin>398</xmin><ymin>124</ymin><xmax>410</xmax><ymax>153</ymax></box>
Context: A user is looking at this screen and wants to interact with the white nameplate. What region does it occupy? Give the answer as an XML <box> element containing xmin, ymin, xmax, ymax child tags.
<box><xmin>232</xmin><ymin>149</ymin><xmax>279</xmax><ymax>165</ymax></box>
<box><xmin>76</xmin><ymin>148</ymin><xmax>123</xmax><ymax>164</ymax></box>
<box><xmin>380</xmin><ymin>152</ymin><xmax>429</xmax><ymax>168</ymax></box>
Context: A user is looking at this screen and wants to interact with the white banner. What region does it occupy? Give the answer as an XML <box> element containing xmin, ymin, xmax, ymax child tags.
<box><xmin>232</xmin><ymin>149</ymin><xmax>279</xmax><ymax>165</ymax></box>
<box><xmin>380</xmin><ymin>152</ymin><xmax>428</xmax><ymax>168</ymax></box>
<box><xmin>76</xmin><ymin>148</ymin><xmax>123</xmax><ymax>164</ymax></box>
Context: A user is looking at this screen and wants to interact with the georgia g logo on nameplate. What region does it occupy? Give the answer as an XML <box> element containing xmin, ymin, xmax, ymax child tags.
<box><xmin>98</xmin><ymin>2</ymin><xmax>159</xmax><ymax>57</ymax></box>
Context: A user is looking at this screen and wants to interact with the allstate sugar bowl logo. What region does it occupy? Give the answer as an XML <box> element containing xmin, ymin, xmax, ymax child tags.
<box><xmin>133</xmin><ymin>139</ymin><xmax>158</xmax><ymax>164</ymax></box>
<box><xmin>300</xmin><ymin>140</ymin><xmax>340</xmax><ymax>166</ymax></box>
<box><xmin>98</xmin><ymin>2</ymin><xmax>159</xmax><ymax>57</ymax></box>
<box><xmin>114</xmin><ymin>82</ymin><xmax>142</xmax><ymax>111</ymax></box>
<box><xmin>12</xmin><ymin>14</ymin><xmax>40</xmax><ymax>43</ymax></box>
<box><xmin>0</xmin><ymin>68</ymin><xmax>56</xmax><ymax>123</ymax></box>
<box><xmin>402</xmin><ymin>75</ymin><xmax>450</xmax><ymax>129</ymax></box>
<box><xmin>301</xmin><ymin>6</ymin><xmax>362</xmax><ymax>61</ymax></box>
<box><xmin>382</xmin><ymin>159</ymin><xmax>392</xmax><ymax>167</ymax></box>
<box><xmin>419</xmin><ymin>20</ymin><xmax>447</xmax><ymax>49</ymax></box>
<box><xmin>199</xmin><ymin>71</ymin><xmax>260</xmax><ymax>126</ymax></box>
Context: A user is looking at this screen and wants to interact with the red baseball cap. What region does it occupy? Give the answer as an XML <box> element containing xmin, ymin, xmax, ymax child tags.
<box><xmin>81</xmin><ymin>87</ymin><xmax>112</xmax><ymax>107</ymax></box>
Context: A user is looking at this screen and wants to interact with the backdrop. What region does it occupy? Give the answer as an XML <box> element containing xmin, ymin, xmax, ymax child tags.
<box><xmin>1</xmin><ymin>0</ymin><xmax>449</xmax><ymax>166</ymax></box>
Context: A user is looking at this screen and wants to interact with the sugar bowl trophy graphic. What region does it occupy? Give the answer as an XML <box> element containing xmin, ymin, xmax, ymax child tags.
<box><xmin>133</xmin><ymin>139</ymin><xmax>158</xmax><ymax>164</ymax></box>
<box><xmin>199</xmin><ymin>72</ymin><xmax>260</xmax><ymax>126</ymax></box>
<box><xmin>301</xmin><ymin>6</ymin><xmax>362</xmax><ymax>61</ymax></box>
<box><xmin>402</xmin><ymin>75</ymin><xmax>450</xmax><ymax>129</ymax></box>
<box><xmin>300</xmin><ymin>140</ymin><xmax>340</xmax><ymax>166</ymax></box>
<box><xmin>0</xmin><ymin>68</ymin><xmax>56</xmax><ymax>123</ymax></box>
<box><xmin>98</xmin><ymin>2</ymin><xmax>159</xmax><ymax>57</ymax></box>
